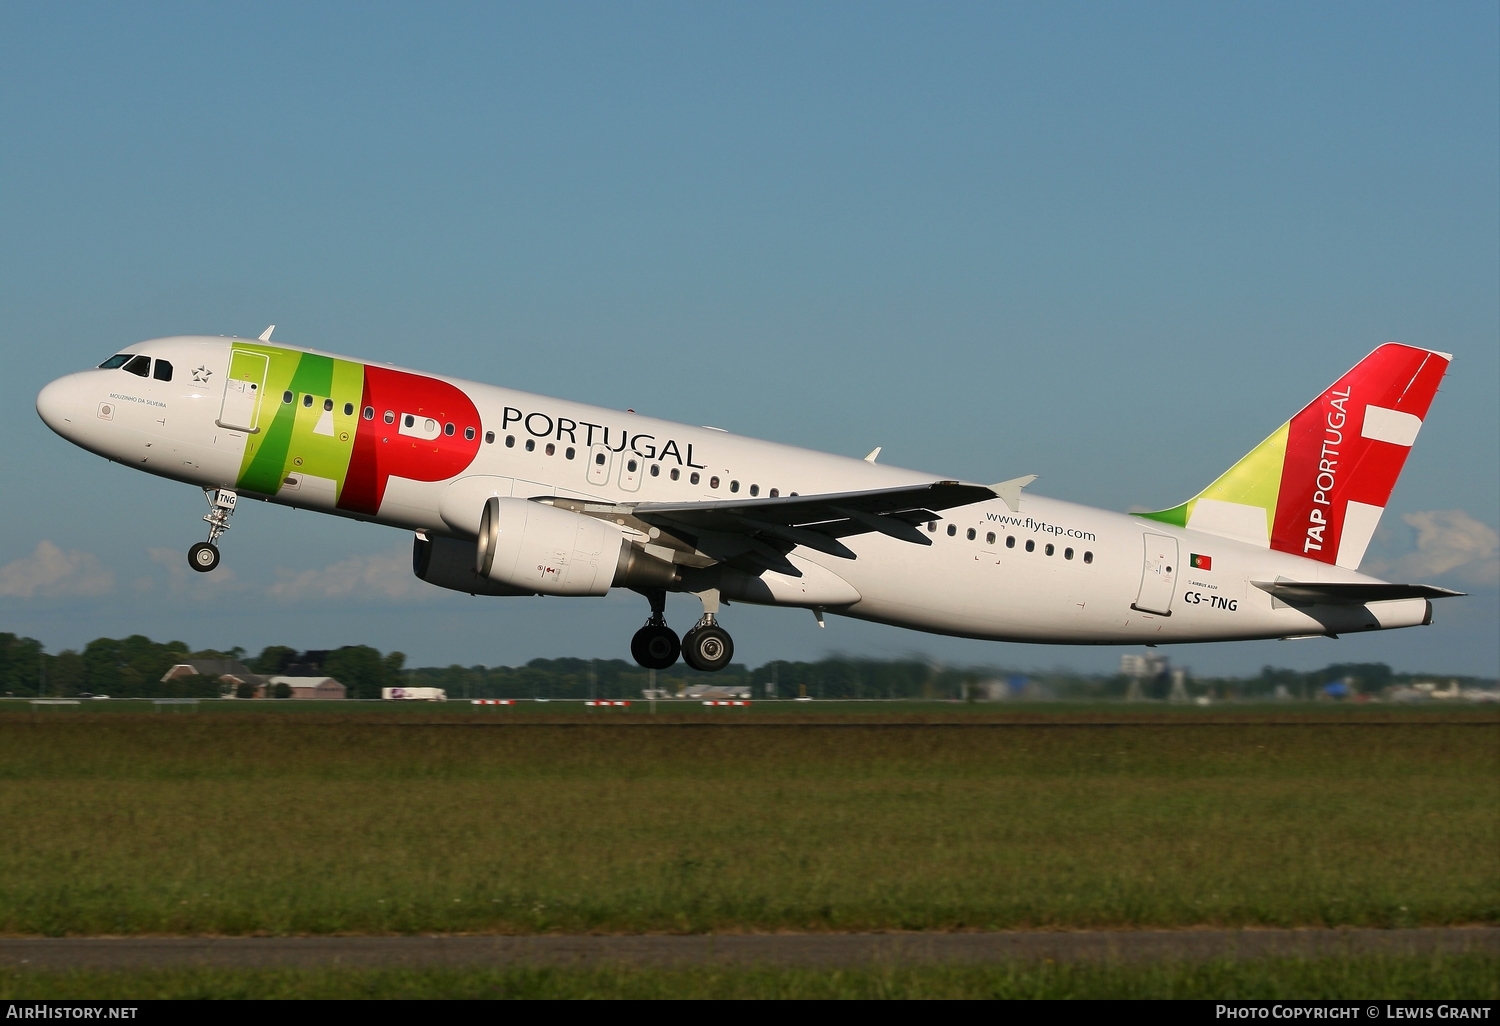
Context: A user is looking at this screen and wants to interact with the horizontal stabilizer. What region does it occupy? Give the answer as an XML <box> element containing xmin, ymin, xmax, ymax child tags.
<box><xmin>1252</xmin><ymin>580</ymin><xmax>1464</xmax><ymax>604</ymax></box>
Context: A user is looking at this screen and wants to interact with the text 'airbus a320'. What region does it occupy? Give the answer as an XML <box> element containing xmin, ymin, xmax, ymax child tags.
<box><xmin>36</xmin><ymin>329</ymin><xmax>1461</xmax><ymax>671</ymax></box>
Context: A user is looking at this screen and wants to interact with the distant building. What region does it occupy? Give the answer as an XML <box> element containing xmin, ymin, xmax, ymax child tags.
<box><xmin>161</xmin><ymin>659</ymin><xmax>263</xmax><ymax>695</ymax></box>
<box><xmin>268</xmin><ymin>675</ymin><xmax>347</xmax><ymax>700</ymax></box>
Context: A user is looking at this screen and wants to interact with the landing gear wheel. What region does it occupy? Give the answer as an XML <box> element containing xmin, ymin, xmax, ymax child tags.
<box><xmin>681</xmin><ymin>624</ymin><xmax>734</xmax><ymax>672</ymax></box>
<box><xmin>188</xmin><ymin>542</ymin><xmax>220</xmax><ymax>573</ymax></box>
<box><xmin>631</xmin><ymin>624</ymin><xmax>681</xmax><ymax>670</ymax></box>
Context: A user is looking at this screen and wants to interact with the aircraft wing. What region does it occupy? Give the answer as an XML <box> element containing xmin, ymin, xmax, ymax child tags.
<box><xmin>628</xmin><ymin>481</ymin><xmax>995</xmax><ymax>562</ymax></box>
<box><xmin>1252</xmin><ymin>581</ymin><xmax>1465</xmax><ymax>604</ymax></box>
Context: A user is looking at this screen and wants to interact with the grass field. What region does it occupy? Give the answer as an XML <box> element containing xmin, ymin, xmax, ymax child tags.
<box><xmin>0</xmin><ymin>704</ymin><xmax>1495</xmax><ymax>936</ymax></box>
<box><xmin>4</xmin><ymin>955</ymin><xmax>1497</xmax><ymax>999</ymax></box>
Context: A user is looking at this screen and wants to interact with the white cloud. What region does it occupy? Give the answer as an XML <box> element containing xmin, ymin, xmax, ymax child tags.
<box><xmin>266</xmin><ymin>550</ymin><xmax>436</xmax><ymax>603</ymax></box>
<box><xmin>0</xmin><ymin>541</ymin><xmax>114</xmax><ymax>599</ymax></box>
<box><xmin>1366</xmin><ymin>510</ymin><xmax>1499</xmax><ymax>587</ymax></box>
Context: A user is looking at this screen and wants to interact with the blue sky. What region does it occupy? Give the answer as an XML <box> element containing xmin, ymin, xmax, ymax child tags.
<box><xmin>2</xmin><ymin>2</ymin><xmax>1496</xmax><ymax>676</ymax></box>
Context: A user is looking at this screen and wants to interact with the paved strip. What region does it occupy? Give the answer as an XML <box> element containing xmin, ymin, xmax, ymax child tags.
<box><xmin>1</xmin><ymin>929</ymin><xmax>1494</xmax><ymax>971</ymax></box>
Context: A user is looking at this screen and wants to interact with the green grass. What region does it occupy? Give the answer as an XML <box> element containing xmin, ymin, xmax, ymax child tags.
<box><xmin>3</xmin><ymin>955</ymin><xmax>1496</xmax><ymax>999</ymax></box>
<box><xmin>0</xmin><ymin>710</ymin><xmax>1495</xmax><ymax>935</ymax></box>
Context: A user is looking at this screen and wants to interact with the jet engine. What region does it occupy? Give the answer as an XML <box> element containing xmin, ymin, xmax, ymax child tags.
<box><xmin>413</xmin><ymin>532</ymin><xmax>537</xmax><ymax>596</ymax></box>
<box><xmin>477</xmin><ymin>496</ymin><xmax>678</xmax><ymax>596</ymax></box>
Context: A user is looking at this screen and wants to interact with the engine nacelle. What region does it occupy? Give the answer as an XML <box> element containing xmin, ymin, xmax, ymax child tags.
<box><xmin>413</xmin><ymin>533</ymin><xmax>537</xmax><ymax>596</ymax></box>
<box><xmin>477</xmin><ymin>497</ymin><xmax>627</xmax><ymax>597</ymax></box>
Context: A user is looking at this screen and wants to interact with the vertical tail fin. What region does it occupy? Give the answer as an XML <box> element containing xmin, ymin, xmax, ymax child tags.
<box><xmin>1139</xmin><ymin>343</ymin><xmax>1451</xmax><ymax>569</ymax></box>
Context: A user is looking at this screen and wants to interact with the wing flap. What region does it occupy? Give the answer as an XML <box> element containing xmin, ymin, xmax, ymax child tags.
<box><xmin>630</xmin><ymin>480</ymin><xmax>994</xmax><ymax>558</ymax></box>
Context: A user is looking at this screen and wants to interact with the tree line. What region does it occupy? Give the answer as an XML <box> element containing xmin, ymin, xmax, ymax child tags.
<box><xmin>1</xmin><ymin>631</ymin><xmax>1492</xmax><ymax>701</ymax></box>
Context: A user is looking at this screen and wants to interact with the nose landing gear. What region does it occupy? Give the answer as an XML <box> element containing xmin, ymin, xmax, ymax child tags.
<box><xmin>630</xmin><ymin>588</ymin><xmax>681</xmax><ymax>670</ymax></box>
<box><xmin>188</xmin><ymin>487</ymin><xmax>237</xmax><ymax>574</ymax></box>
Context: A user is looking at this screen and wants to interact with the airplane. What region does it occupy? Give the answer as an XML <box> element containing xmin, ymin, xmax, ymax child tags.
<box><xmin>35</xmin><ymin>331</ymin><xmax>1462</xmax><ymax>672</ymax></box>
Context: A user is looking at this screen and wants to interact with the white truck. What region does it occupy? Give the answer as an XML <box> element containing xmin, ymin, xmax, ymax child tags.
<box><xmin>381</xmin><ymin>687</ymin><xmax>447</xmax><ymax>702</ymax></box>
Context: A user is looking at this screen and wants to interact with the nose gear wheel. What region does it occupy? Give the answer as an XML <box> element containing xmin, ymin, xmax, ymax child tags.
<box><xmin>188</xmin><ymin>542</ymin><xmax>220</xmax><ymax>573</ymax></box>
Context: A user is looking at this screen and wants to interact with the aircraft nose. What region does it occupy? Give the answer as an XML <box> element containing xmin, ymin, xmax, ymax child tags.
<box><xmin>36</xmin><ymin>374</ymin><xmax>86</xmax><ymax>438</ymax></box>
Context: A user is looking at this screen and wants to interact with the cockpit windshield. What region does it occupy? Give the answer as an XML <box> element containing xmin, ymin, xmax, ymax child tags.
<box><xmin>98</xmin><ymin>354</ymin><xmax>132</xmax><ymax>369</ymax></box>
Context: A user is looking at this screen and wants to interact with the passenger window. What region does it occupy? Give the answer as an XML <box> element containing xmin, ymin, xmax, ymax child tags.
<box><xmin>928</xmin><ymin>522</ymin><xmax>937</xmax><ymax>532</ymax></box>
<box><xmin>986</xmin><ymin>532</ymin><xmax>996</xmax><ymax>545</ymax></box>
<box><xmin>650</xmin><ymin>464</ymin><xmax>660</xmax><ymax>476</ymax></box>
<box><xmin>768</xmin><ymin>488</ymin><xmax>778</xmax><ymax>497</ymax></box>
<box><xmin>305</xmin><ymin>395</ymin><xmax>315</xmax><ymax>408</ymax></box>
<box><xmin>627</xmin><ymin>458</ymin><xmax>638</xmax><ymax>472</ymax></box>
<box><xmin>749</xmin><ymin>484</ymin><xmax>759</xmax><ymax>496</ymax></box>
<box><xmin>123</xmin><ymin>355</ymin><xmax>151</xmax><ymax>377</ymax></box>
<box><xmin>403</xmin><ymin>414</ymin><xmax>414</xmax><ymax>427</ymax></box>
<box><xmin>287</xmin><ymin>392</ymin><xmax>297</xmax><ymax>405</ymax></box>
<box><xmin>324</xmin><ymin>398</ymin><xmax>334</xmax><ymax>412</ymax></box>
<box><xmin>690</xmin><ymin>472</ymin><xmax>700</xmax><ymax>485</ymax></box>
<box><xmin>484</xmin><ymin>431</ymin><xmax>494</xmax><ymax>443</ymax></box>
<box><xmin>98</xmin><ymin>354</ymin><xmax>132</xmax><ymax>369</ymax></box>
<box><xmin>465</xmin><ymin>427</ymin><xmax>475</xmax><ymax>440</ymax></box>
<box><xmin>565</xmin><ymin>447</ymin><xmax>575</xmax><ymax>460</ymax></box>
<box><xmin>594</xmin><ymin>452</ymin><xmax>606</xmax><ymax>465</ymax></box>
<box><xmin>1045</xmin><ymin>543</ymin><xmax>1054</xmax><ymax>556</ymax></box>
<box><xmin>1065</xmin><ymin>547</ymin><xmax>1074</xmax><ymax>560</ymax></box>
<box><xmin>505</xmin><ymin>435</ymin><xmax>515</xmax><ymax>447</ymax></box>
<box><xmin>383</xmin><ymin>410</ymin><xmax>395</xmax><ymax>423</ymax></box>
<box><xmin>1025</xmin><ymin>539</ymin><xmax>1035</xmax><ymax>552</ymax></box>
<box><xmin>545</xmin><ymin>442</ymin><xmax>555</xmax><ymax>455</ymax></box>
<box><xmin>947</xmin><ymin>524</ymin><xmax>957</xmax><ymax>536</ymax></box>
<box><xmin>966</xmin><ymin>528</ymin><xmax>976</xmax><ymax>540</ymax></box>
<box><xmin>444</xmin><ymin>423</ymin><xmax>455</xmax><ymax>436</ymax></box>
<box><xmin>525</xmin><ymin>439</ymin><xmax>535</xmax><ymax>452</ymax></box>
<box><xmin>670</xmin><ymin>468</ymin><xmax>681</xmax><ymax>481</ymax></box>
<box><xmin>730</xmin><ymin>480</ymin><xmax>740</xmax><ymax>493</ymax></box>
<box><xmin>152</xmin><ymin>360</ymin><xmax>173</xmax><ymax>382</ymax></box>
<box><xmin>364</xmin><ymin>406</ymin><xmax>374</xmax><ymax>420</ymax></box>
<box><xmin>709</xmin><ymin>476</ymin><xmax>719</xmax><ymax>489</ymax></box>
<box><xmin>1084</xmin><ymin>551</ymin><xmax>1094</xmax><ymax>564</ymax></box>
<box><xmin>345</xmin><ymin>403</ymin><xmax>355</xmax><ymax>416</ymax></box>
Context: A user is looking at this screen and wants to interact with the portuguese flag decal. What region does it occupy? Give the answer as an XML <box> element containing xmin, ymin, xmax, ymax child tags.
<box><xmin>1190</xmin><ymin>553</ymin><xmax>1212</xmax><ymax>571</ymax></box>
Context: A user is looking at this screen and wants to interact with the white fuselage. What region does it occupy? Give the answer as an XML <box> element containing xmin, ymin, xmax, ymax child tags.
<box><xmin>37</xmin><ymin>336</ymin><xmax>1430</xmax><ymax>646</ymax></box>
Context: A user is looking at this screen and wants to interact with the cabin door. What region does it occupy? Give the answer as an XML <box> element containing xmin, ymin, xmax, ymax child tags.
<box><xmin>1131</xmin><ymin>533</ymin><xmax>1179</xmax><ymax>616</ymax></box>
<box><xmin>217</xmin><ymin>349</ymin><xmax>269</xmax><ymax>433</ymax></box>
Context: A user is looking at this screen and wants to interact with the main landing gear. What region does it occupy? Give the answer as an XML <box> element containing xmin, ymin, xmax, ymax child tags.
<box><xmin>631</xmin><ymin>589</ymin><xmax>681</xmax><ymax>670</ymax></box>
<box><xmin>188</xmin><ymin>487</ymin><xmax>237</xmax><ymax>574</ymax></box>
<box><xmin>629</xmin><ymin>587</ymin><xmax>735</xmax><ymax>672</ymax></box>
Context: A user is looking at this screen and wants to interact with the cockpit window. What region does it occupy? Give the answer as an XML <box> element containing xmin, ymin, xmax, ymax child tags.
<box><xmin>98</xmin><ymin>354</ymin><xmax>132</xmax><ymax>369</ymax></box>
<box><xmin>122</xmin><ymin>355</ymin><xmax>151</xmax><ymax>377</ymax></box>
<box><xmin>152</xmin><ymin>360</ymin><xmax>173</xmax><ymax>382</ymax></box>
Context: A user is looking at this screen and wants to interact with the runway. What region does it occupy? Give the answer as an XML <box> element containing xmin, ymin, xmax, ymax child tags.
<box><xmin>2</xmin><ymin>928</ymin><xmax>1494</xmax><ymax>971</ymax></box>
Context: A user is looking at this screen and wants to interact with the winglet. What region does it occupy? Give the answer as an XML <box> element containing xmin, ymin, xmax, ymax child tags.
<box><xmin>258</xmin><ymin>325</ymin><xmax>276</xmax><ymax>341</ymax></box>
<box><xmin>991</xmin><ymin>475</ymin><xmax>1038</xmax><ymax>512</ymax></box>
<box><xmin>863</xmin><ymin>447</ymin><xmax>881</xmax><ymax>463</ymax></box>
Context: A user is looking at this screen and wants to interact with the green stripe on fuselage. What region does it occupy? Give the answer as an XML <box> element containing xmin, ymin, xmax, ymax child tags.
<box><xmin>235</xmin><ymin>347</ymin><xmax>361</xmax><ymax>499</ymax></box>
